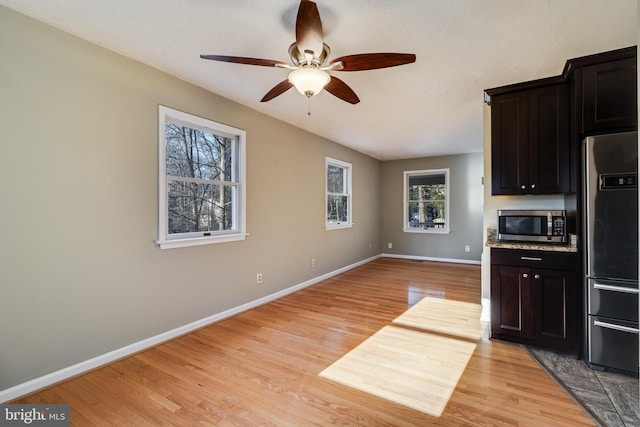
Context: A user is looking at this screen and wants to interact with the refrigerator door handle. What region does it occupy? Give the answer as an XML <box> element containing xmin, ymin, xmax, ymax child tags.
<box><xmin>593</xmin><ymin>283</ymin><xmax>640</xmax><ymax>294</ymax></box>
<box><xmin>593</xmin><ymin>320</ymin><xmax>640</xmax><ymax>334</ymax></box>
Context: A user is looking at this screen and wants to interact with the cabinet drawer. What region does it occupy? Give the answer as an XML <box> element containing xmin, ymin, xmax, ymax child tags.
<box><xmin>491</xmin><ymin>248</ymin><xmax>577</xmax><ymax>270</ymax></box>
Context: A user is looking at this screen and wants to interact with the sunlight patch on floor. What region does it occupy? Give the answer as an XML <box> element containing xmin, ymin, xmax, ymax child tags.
<box><xmin>319</xmin><ymin>325</ymin><xmax>476</xmax><ymax>417</ymax></box>
<box><xmin>320</xmin><ymin>297</ymin><xmax>483</xmax><ymax>417</ymax></box>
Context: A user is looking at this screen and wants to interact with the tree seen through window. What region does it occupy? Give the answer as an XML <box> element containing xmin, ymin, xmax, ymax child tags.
<box><xmin>407</xmin><ymin>173</ymin><xmax>447</xmax><ymax>229</ymax></box>
<box><xmin>165</xmin><ymin>122</ymin><xmax>236</xmax><ymax>235</ymax></box>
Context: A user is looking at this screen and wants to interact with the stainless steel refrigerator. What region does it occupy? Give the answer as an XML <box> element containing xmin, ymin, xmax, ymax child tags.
<box><xmin>584</xmin><ymin>131</ymin><xmax>638</xmax><ymax>373</ymax></box>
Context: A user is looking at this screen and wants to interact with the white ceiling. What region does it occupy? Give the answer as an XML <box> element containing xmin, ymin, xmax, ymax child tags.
<box><xmin>1</xmin><ymin>1</ymin><xmax>637</xmax><ymax>160</ymax></box>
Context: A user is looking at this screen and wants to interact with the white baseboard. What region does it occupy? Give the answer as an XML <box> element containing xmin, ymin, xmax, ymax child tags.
<box><xmin>381</xmin><ymin>253</ymin><xmax>481</xmax><ymax>265</ymax></box>
<box><xmin>480</xmin><ymin>298</ymin><xmax>491</xmax><ymax>323</ymax></box>
<box><xmin>0</xmin><ymin>254</ymin><xmax>381</xmax><ymax>403</ymax></box>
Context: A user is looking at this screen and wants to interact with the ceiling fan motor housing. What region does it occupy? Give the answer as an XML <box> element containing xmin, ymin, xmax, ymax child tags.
<box><xmin>288</xmin><ymin>42</ymin><xmax>331</xmax><ymax>67</ymax></box>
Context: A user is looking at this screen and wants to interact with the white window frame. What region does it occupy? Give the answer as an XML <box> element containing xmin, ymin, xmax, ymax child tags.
<box><xmin>325</xmin><ymin>157</ymin><xmax>352</xmax><ymax>230</ymax></box>
<box><xmin>403</xmin><ymin>168</ymin><xmax>450</xmax><ymax>234</ymax></box>
<box><xmin>156</xmin><ymin>105</ymin><xmax>246</xmax><ymax>249</ymax></box>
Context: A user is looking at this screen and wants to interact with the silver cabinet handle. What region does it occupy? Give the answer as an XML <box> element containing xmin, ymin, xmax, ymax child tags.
<box><xmin>593</xmin><ymin>283</ymin><xmax>640</xmax><ymax>294</ymax></box>
<box><xmin>520</xmin><ymin>256</ymin><xmax>543</xmax><ymax>261</ymax></box>
<box><xmin>521</xmin><ymin>185</ymin><xmax>526</xmax><ymax>190</ymax></box>
<box><xmin>522</xmin><ymin>273</ymin><xmax>529</xmax><ymax>278</ymax></box>
<box><xmin>594</xmin><ymin>320</ymin><xmax>639</xmax><ymax>334</ymax></box>
<box><xmin>531</xmin><ymin>184</ymin><xmax>536</xmax><ymax>189</ymax></box>
<box><xmin>534</xmin><ymin>274</ymin><xmax>540</xmax><ymax>279</ymax></box>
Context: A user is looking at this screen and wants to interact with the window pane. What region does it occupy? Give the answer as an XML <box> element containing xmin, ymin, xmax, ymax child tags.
<box><xmin>408</xmin><ymin>174</ymin><xmax>446</xmax><ymax>201</ymax></box>
<box><xmin>429</xmin><ymin>201</ymin><xmax>446</xmax><ymax>228</ymax></box>
<box><xmin>327</xmin><ymin>165</ymin><xmax>345</xmax><ymax>194</ymax></box>
<box><xmin>327</xmin><ymin>194</ymin><xmax>348</xmax><ymax>222</ymax></box>
<box><xmin>165</xmin><ymin>122</ymin><xmax>234</xmax><ymax>181</ymax></box>
<box><xmin>427</xmin><ymin>184</ymin><xmax>446</xmax><ymax>200</ymax></box>
<box><xmin>408</xmin><ymin>201</ymin><xmax>446</xmax><ymax>228</ymax></box>
<box><xmin>405</xmin><ymin>169</ymin><xmax>449</xmax><ymax>233</ymax></box>
<box><xmin>168</xmin><ymin>181</ymin><xmax>235</xmax><ymax>234</ymax></box>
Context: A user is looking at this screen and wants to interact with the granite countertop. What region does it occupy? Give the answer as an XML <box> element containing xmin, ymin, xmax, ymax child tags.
<box><xmin>485</xmin><ymin>229</ymin><xmax>578</xmax><ymax>253</ymax></box>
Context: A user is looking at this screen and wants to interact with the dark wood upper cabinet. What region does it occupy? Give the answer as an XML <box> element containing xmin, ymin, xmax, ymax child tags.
<box><xmin>490</xmin><ymin>84</ymin><xmax>569</xmax><ymax>195</ymax></box>
<box><xmin>581</xmin><ymin>57</ymin><xmax>637</xmax><ymax>132</ymax></box>
<box><xmin>490</xmin><ymin>91</ymin><xmax>527</xmax><ymax>195</ymax></box>
<box><xmin>528</xmin><ymin>85</ymin><xmax>570</xmax><ymax>194</ymax></box>
<box><xmin>486</xmin><ymin>46</ymin><xmax>637</xmax><ymax>196</ymax></box>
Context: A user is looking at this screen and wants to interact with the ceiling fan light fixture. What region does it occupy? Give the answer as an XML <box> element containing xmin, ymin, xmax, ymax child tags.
<box><xmin>288</xmin><ymin>67</ymin><xmax>330</xmax><ymax>97</ymax></box>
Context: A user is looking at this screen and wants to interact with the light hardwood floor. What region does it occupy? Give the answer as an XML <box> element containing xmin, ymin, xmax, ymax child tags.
<box><xmin>15</xmin><ymin>258</ymin><xmax>595</xmax><ymax>426</ymax></box>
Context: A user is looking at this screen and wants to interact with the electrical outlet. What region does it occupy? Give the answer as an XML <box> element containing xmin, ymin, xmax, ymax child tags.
<box><xmin>388</xmin><ymin>242</ymin><xmax>393</xmax><ymax>249</ymax></box>
<box><xmin>311</xmin><ymin>258</ymin><xmax>316</xmax><ymax>268</ymax></box>
<box><xmin>465</xmin><ymin>245</ymin><xmax>470</xmax><ymax>252</ymax></box>
<box><xmin>256</xmin><ymin>273</ymin><xmax>263</xmax><ymax>284</ymax></box>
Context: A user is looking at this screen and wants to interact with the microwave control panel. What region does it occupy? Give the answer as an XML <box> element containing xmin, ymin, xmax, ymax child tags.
<box><xmin>553</xmin><ymin>217</ymin><xmax>565</xmax><ymax>236</ymax></box>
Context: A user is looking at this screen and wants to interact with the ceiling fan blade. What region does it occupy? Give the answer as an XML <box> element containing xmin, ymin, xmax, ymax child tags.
<box><xmin>324</xmin><ymin>76</ymin><xmax>360</xmax><ymax>104</ymax></box>
<box><xmin>200</xmin><ymin>55</ymin><xmax>286</xmax><ymax>68</ymax></box>
<box><xmin>330</xmin><ymin>53</ymin><xmax>416</xmax><ymax>71</ymax></box>
<box><xmin>261</xmin><ymin>80</ymin><xmax>294</xmax><ymax>102</ymax></box>
<box><xmin>296</xmin><ymin>0</ymin><xmax>324</xmax><ymax>58</ymax></box>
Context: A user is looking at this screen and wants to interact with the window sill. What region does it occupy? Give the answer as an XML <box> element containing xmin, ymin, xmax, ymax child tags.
<box><xmin>403</xmin><ymin>228</ymin><xmax>451</xmax><ymax>234</ymax></box>
<box><xmin>156</xmin><ymin>233</ymin><xmax>247</xmax><ymax>249</ymax></box>
<box><xmin>326</xmin><ymin>223</ymin><xmax>353</xmax><ymax>231</ymax></box>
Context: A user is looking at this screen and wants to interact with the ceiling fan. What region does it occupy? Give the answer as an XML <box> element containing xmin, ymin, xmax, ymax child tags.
<box><xmin>200</xmin><ymin>0</ymin><xmax>416</xmax><ymax>105</ymax></box>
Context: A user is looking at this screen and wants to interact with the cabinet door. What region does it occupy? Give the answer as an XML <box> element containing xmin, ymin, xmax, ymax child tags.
<box><xmin>528</xmin><ymin>85</ymin><xmax>570</xmax><ymax>194</ymax></box>
<box><xmin>582</xmin><ymin>57</ymin><xmax>638</xmax><ymax>132</ymax></box>
<box><xmin>491</xmin><ymin>91</ymin><xmax>528</xmax><ymax>195</ymax></box>
<box><xmin>490</xmin><ymin>265</ymin><xmax>533</xmax><ymax>339</ymax></box>
<box><xmin>530</xmin><ymin>268</ymin><xmax>577</xmax><ymax>350</ymax></box>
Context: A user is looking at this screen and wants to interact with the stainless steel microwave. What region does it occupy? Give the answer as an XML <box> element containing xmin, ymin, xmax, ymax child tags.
<box><xmin>497</xmin><ymin>210</ymin><xmax>567</xmax><ymax>243</ymax></box>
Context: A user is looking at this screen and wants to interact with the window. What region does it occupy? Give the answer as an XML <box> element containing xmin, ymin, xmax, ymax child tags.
<box><xmin>326</xmin><ymin>157</ymin><xmax>352</xmax><ymax>229</ymax></box>
<box><xmin>403</xmin><ymin>169</ymin><xmax>450</xmax><ymax>233</ymax></box>
<box><xmin>157</xmin><ymin>106</ymin><xmax>246</xmax><ymax>249</ymax></box>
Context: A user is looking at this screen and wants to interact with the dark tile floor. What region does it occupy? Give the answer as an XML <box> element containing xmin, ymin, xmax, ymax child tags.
<box><xmin>527</xmin><ymin>347</ymin><xmax>639</xmax><ymax>427</ymax></box>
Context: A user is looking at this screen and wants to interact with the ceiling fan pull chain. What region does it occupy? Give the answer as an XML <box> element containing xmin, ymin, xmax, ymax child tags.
<box><xmin>307</xmin><ymin>97</ymin><xmax>311</xmax><ymax>116</ymax></box>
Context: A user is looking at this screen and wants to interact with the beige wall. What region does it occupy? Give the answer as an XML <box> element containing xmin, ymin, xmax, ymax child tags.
<box><xmin>0</xmin><ymin>6</ymin><xmax>381</xmax><ymax>392</ymax></box>
<box><xmin>380</xmin><ymin>153</ymin><xmax>484</xmax><ymax>263</ymax></box>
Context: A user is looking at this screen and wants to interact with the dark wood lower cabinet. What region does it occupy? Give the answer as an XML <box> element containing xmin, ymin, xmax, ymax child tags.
<box><xmin>491</xmin><ymin>265</ymin><xmax>533</xmax><ymax>339</ymax></box>
<box><xmin>490</xmin><ymin>248</ymin><xmax>578</xmax><ymax>354</ymax></box>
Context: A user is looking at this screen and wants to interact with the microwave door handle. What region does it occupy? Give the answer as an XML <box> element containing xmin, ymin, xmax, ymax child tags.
<box><xmin>547</xmin><ymin>212</ymin><xmax>552</xmax><ymax>240</ymax></box>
